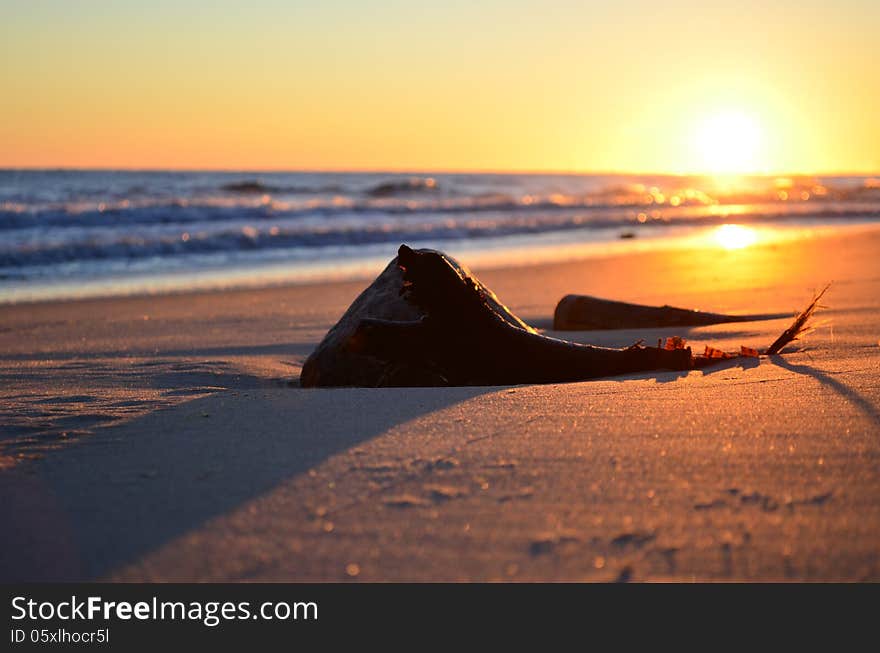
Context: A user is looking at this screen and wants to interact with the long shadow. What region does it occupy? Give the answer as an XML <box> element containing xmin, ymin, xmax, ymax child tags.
<box><xmin>0</xmin><ymin>383</ymin><xmax>491</xmax><ymax>581</ymax></box>
<box><xmin>0</xmin><ymin>336</ymin><xmax>759</xmax><ymax>582</ymax></box>
<box><xmin>0</xmin><ymin>306</ymin><xmax>792</xmax><ymax>581</ymax></box>
<box><xmin>653</xmin><ymin>355</ymin><xmax>762</xmax><ymax>383</ymax></box>
<box><xmin>0</xmin><ymin>342</ymin><xmax>317</xmax><ymax>362</ymax></box>
<box><xmin>0</xmin><ymin>364</ymin><xmax>279</xmax><ymax>453</ymax></box>
<box><xmin>770</xmin><ymin>356</ymin><xmax>880</xmax><ymax>427</ymax></box>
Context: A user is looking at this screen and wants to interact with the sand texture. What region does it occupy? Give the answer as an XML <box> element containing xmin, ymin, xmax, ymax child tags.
<box><xmin>1</xmin><ymin>230</ymin><xmax>878</xmax><ymax>581</ymax></box>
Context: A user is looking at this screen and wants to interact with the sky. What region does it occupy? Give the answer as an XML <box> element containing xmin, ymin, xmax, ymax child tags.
<box><xmin>2</xmin><ymin>0</ymin><xmax>878</xmax><ymax>173</ymax></box>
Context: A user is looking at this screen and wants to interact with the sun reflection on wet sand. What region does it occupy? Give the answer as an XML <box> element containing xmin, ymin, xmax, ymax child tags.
<box><xmin>713</xmin><ymin>224</ymin><xmax>758</xmax><ymax>249</ymax></box>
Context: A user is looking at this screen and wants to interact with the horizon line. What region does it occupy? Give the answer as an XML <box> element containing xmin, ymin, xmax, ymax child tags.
<box><xmin>1</xmin><ymin>165</ymin><xmax>878</xmax><ymax>177</ymax></box>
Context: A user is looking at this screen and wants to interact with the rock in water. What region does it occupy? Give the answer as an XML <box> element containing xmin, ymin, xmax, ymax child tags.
<box><xmin>299</xmin><ymin>249</ymin><xmax>532</xmax><ymax>387</ymax></box>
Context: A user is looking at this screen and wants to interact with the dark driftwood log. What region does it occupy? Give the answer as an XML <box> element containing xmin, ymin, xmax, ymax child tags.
<box><xmin>553</xmin><ymin>295</ymin><xmax>784</xmax><ymax>331</ymax></box>
<box><xmin>299</xmin><ymin>258</ymin><xmax>420</xmax><ymax>388</ymax></box>
<box><xmin>299</xmin><ymin>249</ymin><xmax>535</xmax><ymax>387</ymax></box>
<box><xmin>301</xmin><ymin>246</ymin><xmax>694</xmax><ymax>387</ymax></box>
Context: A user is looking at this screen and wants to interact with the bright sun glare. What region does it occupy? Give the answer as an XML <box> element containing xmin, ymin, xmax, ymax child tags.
<box><xmin>694</xmin><ymin>111</ymin><xmax>763</xmax><ymax>174</ymax></box>
<box><xmin>714</xmin><ymin>224</ymin><xmax>758</xmax><ymax>250</ymax></box>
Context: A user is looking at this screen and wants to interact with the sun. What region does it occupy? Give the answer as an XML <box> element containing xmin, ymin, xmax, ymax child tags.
<box><xmin>693</xmin><ymin>110</ymin><xmax>764</xmax><ymax>174</ymax></box>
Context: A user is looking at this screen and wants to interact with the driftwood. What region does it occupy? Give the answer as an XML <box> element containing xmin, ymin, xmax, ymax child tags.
<box><xmin>300</xmin><ymin>245</ymin><xmax>826</xmax><ymax>388</ymax></box>
<box><xmin>303</xmin><ymin>246</ymin><xmax>692</xmax><ymax>387</ymax></box>
<box><xmin>553</xmin><ymin>295</ymin><xmax>784</xmax><ymax>331</ymax></box>
<box><xmin>299</xmin><ymin>248</ymin><xmax>534</xmax><ymax>387</ymax></box>
<box><xmin>299</xmin><ymin>258</ymin><xmax>419</xmax><ymax>387</ymax></box>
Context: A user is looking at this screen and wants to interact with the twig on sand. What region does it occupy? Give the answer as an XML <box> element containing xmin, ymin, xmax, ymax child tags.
<box><xmin>691</xmin><ymin>284</ymin><xmax>831</xmax><ymax>368</ymax></box>
<box><xmin>764</xmin><ymin>284</ymin><xmax>831</xmax><ymax>355</ymax></box>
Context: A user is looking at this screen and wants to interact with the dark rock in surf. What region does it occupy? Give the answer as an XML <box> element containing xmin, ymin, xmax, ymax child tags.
<box><xmin>221</xmin><ymin>181</ymin><xmax>277</xmax><ymax>194</ymax></box>
<box><xmin>366</xmin><ymin>177</ymin><xmax>439</xmax><ymax>197</ymax></box>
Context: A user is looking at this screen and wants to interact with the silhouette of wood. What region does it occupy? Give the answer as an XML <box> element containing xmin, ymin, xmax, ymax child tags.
<box><xmin>299</xmin><ymin>248</ymin><xmax>535</xmax><ymax>387</ymax></box>
<box><xmin>553</xmin><ymin>295</ymin><xmax>783</xmax><ymax>331</ymax></box>
<box><xmin>301</xmin><ymin>246</ymin><xmax>694</xmax><ymax>387</ymax></box>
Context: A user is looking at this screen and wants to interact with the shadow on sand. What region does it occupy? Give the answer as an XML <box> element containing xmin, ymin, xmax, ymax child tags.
<box><xmin>0</xmin><ymin>380</ymin><xmax>491</xmax><ymax>581</ymax></box>
<box><xmin>770</xmin><ymin>356</ymin><xmax>880</xmax><ymax>427</ymax></box>
<box><xmin>0</xmin><ymin>341</ymin><xmax>318</xmax><ymax>363</ymax></box>
<box><xmin>0</xmin><ymin>327</ymin><xmax>778</xmax><ymax>581</ymax></box>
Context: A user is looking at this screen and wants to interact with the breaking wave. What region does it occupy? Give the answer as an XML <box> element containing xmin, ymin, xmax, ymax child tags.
<box><xmin>2</xmin><ymin>169</ymin><xmax>879</xmax><ymax>291</ymax></box>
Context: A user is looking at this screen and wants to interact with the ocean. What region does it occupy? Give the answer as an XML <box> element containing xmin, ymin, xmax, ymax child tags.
<box><xmin>1</xmin><ymin>169</ymin><xmax>878</xmax><ymax>303</ymax></box>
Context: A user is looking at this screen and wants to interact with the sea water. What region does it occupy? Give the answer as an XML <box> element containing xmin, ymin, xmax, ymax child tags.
<box><xmin>1</xmin><ymin>169</ymin><xmax>878</xmax><ymax>302</ymax></box>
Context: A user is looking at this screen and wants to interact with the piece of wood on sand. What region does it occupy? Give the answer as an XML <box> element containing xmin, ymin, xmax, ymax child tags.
<box><xmin>299</xmin><ymin>249</ymin><xmax>532</xmax><ymax>387</ymax></box>
<box><xmin>553</xmin><ymin>295</ymin><xmax>786</xmax><ymax>331</ymax></box>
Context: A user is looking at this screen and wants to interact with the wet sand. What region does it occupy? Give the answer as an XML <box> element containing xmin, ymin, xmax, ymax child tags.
<box><xmin>1</xmin><ymin>229</ymin><xmax>879</xmax><ymax>581</ymax></box>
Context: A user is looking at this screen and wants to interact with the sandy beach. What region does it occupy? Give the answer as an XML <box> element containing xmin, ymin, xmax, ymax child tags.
<box><xmin>1</xmin><ymin>228</ymin><xmax>878</xmax><ymax>581</ymax></box>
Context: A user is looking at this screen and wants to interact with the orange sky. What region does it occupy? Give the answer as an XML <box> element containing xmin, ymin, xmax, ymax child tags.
<box><xmin>2</xmin><ymin>1</ymin><xmax>878</xmax><ymax>173</ymax></box>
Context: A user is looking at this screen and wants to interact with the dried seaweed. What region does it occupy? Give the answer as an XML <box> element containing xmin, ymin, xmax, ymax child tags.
<box><xmin>691</xmin><ymin>284</ymin><xmax>830</xmax><ymax>367</ymax></box>
<box><xmin>764</xmin><ymin>284</ymin><xmax>831</xmax><ymax>355</ymax></box>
